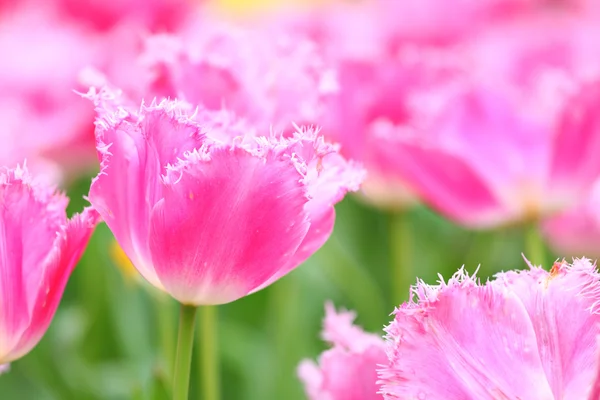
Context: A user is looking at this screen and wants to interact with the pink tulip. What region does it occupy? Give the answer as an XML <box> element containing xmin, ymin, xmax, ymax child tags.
<box><xmin>370</xmin><ymin>12</ymin><xmax>600</xmax><ymax>226</ymax></box>
<box><xmin>380</xmin><ymin>258</ymin><xmax>600</xmax><ymax>399</ymax></box>
<box><xmin>543</xmin><ymin>181</ymin><xmax>600</xmax><ymax>259</ymax></box>
<box><xmin>0</xmin><ymin>166</ymin><xmax>99</xmax><ymax>368</ymax></box>
<box><xmin>298</xmin><ymin>303</ymin><xmax>386</xmax><ymax>400</ymax></box>
<box><xmin>0</xmin><ymin>3</ymin><xmax>101</xmax><ymax>181</ymax></box>
<box><xmin>86</xmin><ymin>90</ymin><xmax>363</xmax><ymax>305</ymax></box>
<box><xmin>89</xmin><ymin>20</ymin><xmax>337</xmax><ymax>135</ymax></box>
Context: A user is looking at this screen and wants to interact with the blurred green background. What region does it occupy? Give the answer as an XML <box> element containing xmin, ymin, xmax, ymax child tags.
<box><xmin>0</xmin><ymin>171</ymin><xmax>558</xmax><ymax>399</ymax></box>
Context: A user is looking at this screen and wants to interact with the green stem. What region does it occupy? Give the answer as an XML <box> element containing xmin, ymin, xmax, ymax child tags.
<box><xmin>389</xmin><ymin>211</ymin><xmax>414</xmax><ymax>305</ymax></box>
<box><xmin>157</xmin><ymin>295</ymin><xmax>175</xmax><ymax>377</ymax></box>
<box><xmin>525</xmin><ymin>223</ymin><xmax>545</xmax><ymax>267</ymax></box>
<box><xmin>173</xmin><ymin>304</ymin><xmax>197</xmax><ymax>400</ymax></box>
<box><xmin>199</xmin><ymin>306</ymin><xmax>220</xmax><ymax>400</ymax></box>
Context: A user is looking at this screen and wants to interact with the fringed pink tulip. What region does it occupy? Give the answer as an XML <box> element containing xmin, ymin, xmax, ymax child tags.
<box><xmin>0</xmin><ymin>166</ymin><xmax>99</xmax><ymax>368</ymax></box>
<box><xmin>87</xmin><ymin>91</ymin><xmax>363</xmax><ymax>305</ymax></box>
<box><xmin>92</xmin><ymin>21</ymin><xmax>337</xmax><ymax>134</ymax></box>
<box><xmin>543</xmin><ymin>181</ymin><xmax>600</xmax><ymax>259</ymax></box>
<box><xmin>298</xmin><ymin>303</ymin><xmax>386</xmax><ymax>400</ymax></box>
<box><xmin>380</xmin><ymin>259</ymin><xmax>600</xmax><ymax>399</ymax></box>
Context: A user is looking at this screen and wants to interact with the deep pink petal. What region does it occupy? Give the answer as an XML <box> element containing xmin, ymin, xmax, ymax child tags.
<box><xmin>149</xmin><ymin>147</ymin><xmax>311</xmax><ymax>305</ymax></box>
<box><xmin>5</xmin><ymin>207</ymin><xmax>99</xmax><ymax>362</ymax></box>
<box><xmin>0</xmin><ymin>167</ymin><xmax>98</xmax><ymax>363</ymax></box>
<box><xmin>0</xmin><ymin>168</ymin><xmax>67</xmax><ymax>357</ymax></box>
<box><xmin>375</xmin><ymin>141</ymin><xmax>508</xmax><ymax>228</ymax></box>
<box><xmin>254</xmin><ymin>151</ymin><xmax>364</xmax><ymax>291</ymax></box>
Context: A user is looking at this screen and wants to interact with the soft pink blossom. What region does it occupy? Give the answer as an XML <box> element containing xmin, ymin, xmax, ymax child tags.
<box><xmin>47</xmin><ymin>0</ymin><xmax>195</xmax><ymax>32</ymax></box>
<box><xmin>0</xmin><ymin>166</ymin><xmax>99</xmax><ymax>366</ymax></box>
<box><xmin>380</xmin><ymin>259</ymin><xmax>600</xmax><ymax>399</ymax></box>
<box><xmin>90</xmin><ymin>20</ymin><xmax>337</xmax><ymax>135</ymax></box>
<box><xmin>543</xmin><ymin>181</ymin><xmax>600</xmax><ymax>259</ymax></box>
<box><xmin>0</xmin><ymin>3</ymin><xmax>100</xmax><ymax>181</ymax></box>
<box><xmin>376</xmin><ymin>75</ymin><xmax>600</xmax><ymax>227</ymax></box>
<box><xmin>298</xmin><ymin>303</ymin><xmax>386</xmax><ymax>400</ymax></box>
<box><xmin>86</xmin><ymin>90</ymin><xmax>363</xmax><ymax>305</ymax></box>
<box><xmin>371</xmin><ymin>14</ymin><xmax>600</xmax><ymax>226</ymax></box>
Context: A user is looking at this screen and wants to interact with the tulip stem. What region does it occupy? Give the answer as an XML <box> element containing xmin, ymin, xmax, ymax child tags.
<box><xmin>525</xmin><ymin>223</ymin><xmax>546</xmax><ymax>267</ymax></box>
<box><xmin>173</xmin><ymin>304</ymin><xmax>197</xmax><ymax>400</ymax></box>
<box><xmin>199</xmin><ymin>306</ymin><xmax>220</xmax><ymax>400</ymax></box>
<box><xmin>389</xmin><ymin>211</ymin><xmax>414</xmax><ymax>305</ymax></box>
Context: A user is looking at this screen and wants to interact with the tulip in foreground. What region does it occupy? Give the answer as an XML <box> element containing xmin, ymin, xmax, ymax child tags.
<box><xmin>380</xmin><ymin>259</ymin><xmax>600</xmax><ymax>399</ymax></box>
<box><xmin>87</xmin><ymin>90</ymin><xmax>363</xmax><ymax>399</ymax></box>
<box><xmin>0</xmin><ymin>166</ymin><xmax>98</xmax><ymax>370</ymax></box>
<box><xmin>298</xmin><ymin>303</ymin><xmax>386</xmax><ymax>400</ymax></box>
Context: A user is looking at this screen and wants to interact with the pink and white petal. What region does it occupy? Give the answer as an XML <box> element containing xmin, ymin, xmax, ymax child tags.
<box><xmin>322</xmin><ymin>302</ymin><xmax>383</xmax><ymax>353</ymax></box>
<box><xmin>298</xmin><ymin>360</ymin><xmax>326</xmax><ymax>400</ymax></box>
<box><xmin>254</xmin><ymin>153</ymin><xmax>364</xmax><ymax>291</ymax></box>
<box><xmin>0</xmin><ymin>364</ymin><xmax>9</xmax><ymax>374</ymax></box>
<box><xmin>549</xmin><ymin>81</ymin><xmax>600</xmax><ymax>204</ymax></box>
<box><xmin>317</xmin><ymin>346</ymin><xmax>384</xmax><ymax>400</ymax></box>
<box><xmin>149</xmin><ymin>147</ymin><xmax>311</xmax><ymax>305</ymax></box>
<box><xmin>381</xmin><ymin>275</ymin><xmax>554</xmax><ymax>399</ymax></box>
<box><xmin>375</xmin><ymin>141</ymin><xmax>508</xmax><ymax>228</ymax></box>
<box><xmin>89</xmin><ymin>119</ymin><xmax>162</xmax><ymax>288</ymax></box>
<box><xmin>0</xmin><ymin>171</ymin><xmax>67</xmax><ymax>359</ymax></box>
<box><xmin>495</xmin><ymin>259</ymin><xmax>600</xmax><ymax>399</ymax></box>
<box><xmin>588</xmin><ymin>337</ymin><xmax>600</xmax><ymax>400</ymax></box>
<box><xmin>5</xmin><ymin>208</ymin><xmax>99</xmax><ymax>362</ymax></box>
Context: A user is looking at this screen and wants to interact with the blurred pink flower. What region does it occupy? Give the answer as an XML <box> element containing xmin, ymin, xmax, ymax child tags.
<box><xmin>543</xmin><ymin>181</ymin><xmax>600</xmax><ymax>259</ymax></box>
<box><xmin>298</xmin><ymin>303</ymin><xmax>386</xmax><ymax>400</ymax></box>
<box><xmin>87</xmin><ymin>20</ymin><xmax>337</xmax><ymax>135</ymax></box>
<box><xmin>46</xmin><ymin>0</ymin><xmax>195</xmax><ymax>32</ymax></box>
<box><xmin>0</xmin><ymin>3</ymin><xmax>100</xmax><ymax>180</ymax></box>
<box><xmin>380</xmin><ymin>259</ymin><xmax>600</xmax><ymax>399</ymax></box>
<box><xmin>86</xmin><ymin>90</ymin><xmax>363</xmax><ymax>305</ymax></box>
<box><xmin>0</xmin><ymin>166</ymin><xmax>99</xmax><ymax>367</ymax></box>
<box><xmin>379</xmin><ymin>77</ymin><xmax>600</xmax><ymax>228</ymax></box>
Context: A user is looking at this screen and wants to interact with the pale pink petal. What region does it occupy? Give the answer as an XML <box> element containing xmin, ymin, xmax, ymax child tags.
<box><xmin>381</xmin><ymin>270</ymin><xmax>554</xmax><ymax>399</ymax></box>
<box><xmin>494</xmin><ymin>259</ymin><xmax>600</xmax><ymax>398</ymax></box>
<box><xmin>381</xmin><ymin>260</ymin><xmax>600</xmax><ymax>399</ymax></box>
<box><xmin>542</xmin><ymin>181</ymin><xmax>600</xmax><ymax>259</ymax></box>
<box><xmin>588</xmin><ymin>338</ymin><xmax>600</xmax><ymax>400</ymax></box>
<box><xmin>298</xmin><ymin>303</ymin><xmax>385</xmax><ymax>400</ymax></box>
<box><xmin>149</xmin><ymin>147</ymin><xmax>310</xmax><ymax>305</ymax></box>
<box><xmin>549</xmin><ymin>81</ymin><xmax>600</xmax><ymax>206</ymax></box>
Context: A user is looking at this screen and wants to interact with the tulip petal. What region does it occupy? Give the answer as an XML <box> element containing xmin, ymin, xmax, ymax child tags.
<box><xmin>376</xmin><ymin>141</ymin><xmax>507</xmax><ymax>227</ymax></box>
<box><xmin>149</xmin><ymin>147</ymin><xmax>311</xmax><ymax>305</ymax></box>
<box><xmin>5</xmin><ymin>208</ymin><xmax>99</xmax><ymax>362</ymax></box>
<box><xmin>381</xmin><ymin>270</ymin><xmax>554</xmax><ymax>399</ymax></box>
<box><xmin>89</xmin><ymin>104</ymin><xmax>203</xmax><ymax>289</ymax></box>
